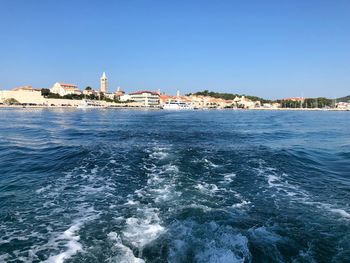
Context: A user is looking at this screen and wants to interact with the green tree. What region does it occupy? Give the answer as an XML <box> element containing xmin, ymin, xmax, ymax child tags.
<box><xmin>41</xmin><ymin>88</ymin><xmax>51</xmax><ymax>97</ymax></box>
<box><xmin>192</xmin><ymin>90</ymin><xmax>271</xmax><ymax>103</ymax></box>
<box><xmin>88</xmin><ymin>94</ymin><xmax>97</xmax><ymax>100</ymax></box>
<box><xmin>47</xmin><ymin>93</ymin><xmax>61</xmax><ymax>99</ymax></box>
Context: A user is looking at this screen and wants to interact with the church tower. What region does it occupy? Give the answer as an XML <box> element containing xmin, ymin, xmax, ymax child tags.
<box><xmin>100</xmin><ymin>72</ymin><xmax>108</xmax><ymax>93</ymax></box>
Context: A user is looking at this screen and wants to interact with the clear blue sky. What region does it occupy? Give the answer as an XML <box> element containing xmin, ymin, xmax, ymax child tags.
<box><xmin>0</xmin><ymin>0</ymin><xmax>349</xmax><ymax>99</ymax></box>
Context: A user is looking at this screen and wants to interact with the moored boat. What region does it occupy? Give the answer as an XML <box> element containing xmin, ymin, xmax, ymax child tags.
<box><xmin>77</xmin><ymin>99</ymin><xmax>105</xmax><ymax>109</ymax></box>
<box><xmin>162</xmin><ymin>100</ymin><xmax>193</xmax><ymax>110</ymax></box>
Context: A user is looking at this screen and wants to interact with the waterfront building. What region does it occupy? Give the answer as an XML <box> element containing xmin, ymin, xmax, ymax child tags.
<box><xmin>185</xmin><ymin>95</ymin><xmax>232</xmax><ymax>109</ymax></box>
<box><xmin>83</xmin><ymin>89</ymin><xmax>98</xmax><ymax>96</ymax></box>
<box><xmin>100</xmin><ymin>72</ymin><xmax>108</xmax><ymax>93</ymax></box>
<box><xmin>336</xmin><ymin>102</ymin><xmax>350</xmax><ymax>110</ymax></box>
<box><xmin>0</xmin><ymin>87</ymin><xmax>44</xmax><ymax>105</ymax></box>
<box><xmin>115</xmin><ymin>87</ymin><xmax>125</xmax><ymax>98</ymax></box>
<box><xmin>119</xmin><ymin>94</ymin><xmax>132</xmax><ymax>102</ymax></box>
<box><xmin>160</xmin><ymin>94</ymin><xmax>172</xmax><ymax>106</ymax></box>
<box><xmin>232</xmin><ymin>96</ymin><xmax>260</xmax><ymax>109</ymax></box>
<box><xmin>129</xmin><ymin>90</ymin><xmax>160</xmax><ymax>107</ymax></box>
<box><xmin>51</xmin><ymin>83</ymin><xmax>81</xmax><ymax>96</ymax></box>
<box><xmin>263</xmin><ymin>103</ymin><xmax>281</xmax><ymax>109</ymax></box>
<box><xmin>104</xmin><ymin>93</ymin><xmax>116</xmax><ymax>100</ymax></box>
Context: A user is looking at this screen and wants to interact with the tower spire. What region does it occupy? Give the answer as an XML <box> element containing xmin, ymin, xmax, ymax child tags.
<box><xmin>100</xmin><ymin>72</ymin><xmax>108</xmax><ymax>93</ymax></box>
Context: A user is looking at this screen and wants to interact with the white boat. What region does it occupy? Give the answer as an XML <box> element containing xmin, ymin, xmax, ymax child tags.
<box><xmin>77</xmin><ymin>99</ymin><xmax>104</xmax><ymax>109</ymax></box>
<box><xmin>163</xmin><ymin>100</ymin><xmax>193</xmax><ymax>110</ymax></box>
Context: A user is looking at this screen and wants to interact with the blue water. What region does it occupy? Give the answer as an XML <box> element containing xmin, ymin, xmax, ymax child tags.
<box><xmin>0</xmin><ymin>109</ymin><xmax>349</xmax><ymax>263</ymax></box>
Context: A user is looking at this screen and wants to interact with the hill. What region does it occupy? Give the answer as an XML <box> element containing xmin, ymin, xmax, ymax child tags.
<box><xmin>337</xmin><ymin>95</ymin><xmax>350</xmax><ymax>102</ymax></box>
<box><xmin>187</xmin><ymin>90</ymin><xmax>271</xmax><ymax>103</ymax></box>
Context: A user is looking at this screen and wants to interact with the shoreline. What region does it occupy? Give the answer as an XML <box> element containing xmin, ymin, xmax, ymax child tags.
<box><xmin>0</xmin><ymin>105</ymin><xmax>348</xmax><ymax>111</ymax></box>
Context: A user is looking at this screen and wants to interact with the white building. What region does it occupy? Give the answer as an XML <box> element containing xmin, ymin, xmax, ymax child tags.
<box><xmin>0</xmin><ymin>87</ymin><xmax>45</xmax><ymax>105</ymax></box>
<box><xmin>129</xmin><ymin>90</ymin><xmax>160</xmax><ymax>107</ymax></box>
<box><xmin>51</xmin><ymin>82</ymin><xmax>81</xmax><ymax>96</ymax></box>
<box><xmin>262</xmin><ymin>103</ymin><xmax>281</xmax><ymax>109</ymax></box>
<box><xmin>336</xmin><ymin>102</ymin><xmax>350</xmax><ymax>110</ymax></box>
<box><xmin>120</xmin><ymin>94</ymin><xmax>132</xmax><ymax>101</ymax></box>
<box><xmin>83</xmin><ymin>89</ymin><xmax>98</xmax><ymax>96</ymax></box>
<box><xmin>233</xmin><ymin>96</ymin><xmax>261</xmax><ymax>109</ymax></box>
<box><xmin>104</xmin><ymin>93</ymin><xmax>115</xmax><ymax>100</ymax></box>
<box><xmin>100</xmin><ymin>72</ymin><xmax>108</xmax><ymax>93</ymax></box>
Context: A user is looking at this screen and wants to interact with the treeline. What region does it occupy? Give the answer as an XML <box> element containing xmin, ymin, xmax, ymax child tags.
<box><xmin>337</xmin><ymin>95</ymin><xmax>350</xmax><ymax>103</ymax></box>
<box><xmin>188</xmin><ymin>90</ymin><xmax>341</xmax><ymax>108</ymax></box>
<box><xmin>40</xmin><ymin>88</ymin><xmax>124</xmax><ymax>103</ymax></box>
<box><xmin>276</xmin><ymin>98</ymin><xmax>333</xmax><ymax>108</ymax></box>
<box><xmin>187</xmin><ymin>90</ymin><xmax>271</xmax><ymax>103</ymax></box>
<box><xmin>41</xmin><ymin>89</ymin><xmax>85</xmax><ymax>100</ymax></box>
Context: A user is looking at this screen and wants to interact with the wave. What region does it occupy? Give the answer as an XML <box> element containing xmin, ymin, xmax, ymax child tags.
<box><xmin>111</xmin><ymin>144</ymin><xmax>178</xmax><ymax>259</ymax></box>
<box><xmin>256</xmin><ymin>159</ymin><xmax>350</xmax><ymax>221</ymax></box>
<box><xmin>107</xmin><ymin>232</ymin><xmax>145</xmax><ymax>263</ymax></box>
<box><xmin>167</xmin><ymin>220</ymin><xmax>251</xmax><ymax>263</ymax></box>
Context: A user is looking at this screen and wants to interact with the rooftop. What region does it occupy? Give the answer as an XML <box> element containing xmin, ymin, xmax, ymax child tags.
<box><xmin>59</xmin><ymin>83</ymin><xmax>78</xmax><ymax>88</ymax></box>
<box><xmin>129</xmin><ymin>90</ymin><xmax>159</xmax><ymax>95</ymax></box>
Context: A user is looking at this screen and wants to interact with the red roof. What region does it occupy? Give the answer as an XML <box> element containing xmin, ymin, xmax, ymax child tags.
<box><xmin>129</xmin><ymin>90</ymin><xmax>159</xmax><ymax>95</ymax></box>
<box><xmin>59</xmin><ymin>83</ymin><xmax>77</xmax><ymax>87</ymax></box>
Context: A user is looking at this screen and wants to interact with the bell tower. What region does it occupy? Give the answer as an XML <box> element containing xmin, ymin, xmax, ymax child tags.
<box><xmin>100</xmin><ymin>72</ymin><xmax>108</xmax><ymax>93</ymax></box>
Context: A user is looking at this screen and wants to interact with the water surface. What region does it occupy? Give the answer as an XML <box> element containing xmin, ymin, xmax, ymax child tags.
<box><xmin>0</xmin><ymin>109</ymin><xmax>349</xmax><ymax>262</ymax></box>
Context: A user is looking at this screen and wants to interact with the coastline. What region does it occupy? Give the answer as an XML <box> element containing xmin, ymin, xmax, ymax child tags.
<box><xmin>0</xmin><ymin>105</ymin><xmax>348</xmax><ymax>111</ymax></box>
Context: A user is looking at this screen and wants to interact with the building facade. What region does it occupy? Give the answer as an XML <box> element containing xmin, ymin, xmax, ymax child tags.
<box><xmin>115</xmin><ymin>87</ymin><xmax>125</xmax><ymax>99</ymax></box>
<box><xmin>119</xmin><ymin>94</ymin><xmax>132</xmax><ymax>102</ymax></box>
<box><xmin>51</xmin><ymin>83</ymin><xmax>81</xmax><ymax>96</ymax></box>
<box><xmin>129</xmin><ymin>91</ymin><xmax>160</xmax><ymax>107</ymax></box>
<box><xmin>100</xmin><ymin>72</ymin><xmax>108</xmax><ymax>93</ymax></box>
<box><xmin>0</xmin><ymin>88</ymin><xmax>45</xmax><ymax>105</ymax></box>
<box><xmin>83</xmin><ymin>89</ymin><xmax>98</xmax><ymax>96</ymax></box>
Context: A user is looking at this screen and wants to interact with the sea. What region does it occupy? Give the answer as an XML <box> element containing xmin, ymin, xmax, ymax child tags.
<box><xmin>0</xmin><ymin>109</ymin><xmax>349</xmax><ymax>263</ymax></box>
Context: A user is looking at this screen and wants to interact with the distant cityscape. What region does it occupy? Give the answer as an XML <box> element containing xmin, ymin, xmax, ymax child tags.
<box><xmin>0</xmin><ymin>72</ymin><xmax>349</xmax><ymax>110</ymax></box>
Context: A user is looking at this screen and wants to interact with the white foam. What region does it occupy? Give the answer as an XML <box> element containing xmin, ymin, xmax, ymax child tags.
<box><xmin>267</xmin><ymin>175</ymin><xmax>280</xmax><ymax>187</ymax></box>
<box><xmin>81</xmin><ymin>185</ymin><xmax>109</xmax><ymax>194</ymax></box>
<box><xmin>36</xmin><ymin>185</ymin><xmax>52</xmax><ymax>194</ymax></box>
<box><xmin>232</xmin><ymin>200</ymin><xmax>251</xmax><ymax>208</ymax></box>
<box><xmin>195</xmin><ymin>183</ymin><xmax>206</xmax><ymax>192</ymax></box>
<box><xmin>168</xmin><ymin>221</ymin><xmax>251</xmax><ymax>263</ymax></box>
<box><xmin>181</xmin><ymin>204</ymin><xmax>213</xmax><ymax>212</ymax></box>
<box><xmin>44</xmin><ymin>207</ymin><xmax>99</xmax><ymax>263</ymax></box>
<box><xmin>46</xmin><ymin>223</ymin><xmax>83</xmax><ymax>263</ymax></box>
<box><xmin>204</xmin><ymin>158</ymin><xmax>219</xmax><ymax>168</ymax></box>
<box><xmin>223</xmin><ymin>173</ymin><xmax>236</xmax><ymax>183</ymax></box>
<box><xmin>149</xmin><ymin>147</ymin><xmax>169</xmax><ymax>160</ymax></box>
<box><xmin>107</xmin><ymin>232</ymin><xmax>145</xmax><ymax>263</ymax></box>
<box><xmin>195</xmin><ymin>183</ymin><xmax>219</xmax><ymax>194</ymax></box>
<box><xmin>123</xmin><ymin>212</ymin><xmax>165</xmax><ymax>249</ymax></box>
<box><xmin>125</xmin><ymin>199</ymin><xmax>140</xmax><ymax>205</ymax></box>
<box><xmin>163</xmin><ymin>164</ymin><xmax>179</xmax><ymax>173</ymax></box>
<box><xmin>154</xmin><ymin>185</ymin><xmax>173</xmax><ymax>203</ymax></box>
<box><xmin>0</xmin><ymin>253</ymin><xmax>9</xmax><ymax>261</ymax></box>
<box><xmin>264</xmin><ymin>170</ymin><xmax>310</xmax><ymax>200</ymax></box>
<box><xmin>301</xmin><ymin>201</ymin><xmax>350</xmax><ymax>219</ymax></box>
<box><xmin>329</xmin><ymin>208</ymin><xmax>350</xmax><ymax>218</ymax></box>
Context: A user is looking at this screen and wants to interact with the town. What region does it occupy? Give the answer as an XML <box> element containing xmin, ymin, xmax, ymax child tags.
<box><xmin>1</xmin><ymin>73</ymin><xmax>349</xmax><ymax>110</ymax></box>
